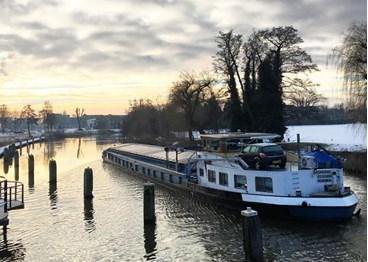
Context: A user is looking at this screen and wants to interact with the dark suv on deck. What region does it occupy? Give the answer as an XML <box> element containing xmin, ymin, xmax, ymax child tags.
<box><xmin>238</xmin><ymin>143</ymin><xmax>286</xmax><ymax>169</ymax></box>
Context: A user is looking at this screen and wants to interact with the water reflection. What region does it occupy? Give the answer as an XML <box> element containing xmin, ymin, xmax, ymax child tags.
<box><xmin>44</xmin><ymin>140</ymin><xmax>55</xmax><ymax>163</ymax></box>
<box><xmin>84</xmin><ymin>198</ymin><xmax>95</xmax><ymax>233</ymax></box>
<box><xmin>0</xmin><ymin>241</ymin><xmax>26</xmax><ymax>261</ymax></box>
<box><xmin>144</xmin><ymin>222</ymin><xmax>157</xmax><ymax>260</ymax></box>
<box><xmin>49</xmin><ymin>182</ymin><xmax>58</xmax><ymax>210</ymax></box>
<box><xmin>28</xmin><ymin>172</ymin><xmax>34</xmax><ymax>189</ymax></box>
<box><xmin>77</xmin><ymin>137</ymin><xmax>82</xmax><ymax>159</ymax></box>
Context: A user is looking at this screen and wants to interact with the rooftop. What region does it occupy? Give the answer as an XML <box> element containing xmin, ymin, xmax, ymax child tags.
<box><xmin>200</xmin><ymin>132</ymin><xmax>280</xmax><ymax>140</ymax></box>
<box><xmin>111</xmin><ymin>143</ymin><xmax>196</xmax><ymax>164</ymax></box>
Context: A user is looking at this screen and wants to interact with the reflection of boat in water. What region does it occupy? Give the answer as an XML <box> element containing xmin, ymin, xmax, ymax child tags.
<box><xmin>103</xmin><ymin>143</ymin><xmax>359</xmax><ymax>221</ymax></box>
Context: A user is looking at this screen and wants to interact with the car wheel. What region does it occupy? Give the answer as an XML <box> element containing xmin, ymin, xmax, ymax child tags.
<box><xmin>255</xmin><ymin>159</ymin><xmax>261</xmax><ymax>170</ymax></box>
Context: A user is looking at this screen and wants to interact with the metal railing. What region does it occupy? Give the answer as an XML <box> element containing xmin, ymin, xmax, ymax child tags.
<box><xmin>0</xmin><ymin>180</ymin><xmax>24</xmax><ymax>211</ymax></box>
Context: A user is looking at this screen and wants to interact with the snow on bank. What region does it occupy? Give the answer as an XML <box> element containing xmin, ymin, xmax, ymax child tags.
<box><xmin>285</xmin><ymin>124</ymin><xmax>367</xmax><ymax>152</ymax></box>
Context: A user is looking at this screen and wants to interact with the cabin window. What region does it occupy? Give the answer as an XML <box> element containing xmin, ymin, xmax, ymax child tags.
<box><xmin>148</xmin><ymin>169</ymin><xmax>151</xmax><ymax>176</ymax></box>
<box><xmin>255</xmin><ymin>177</ymin><xmax>273</xmax><ymax>193</ymax></box>
<box><xmin>142</xmin><ymin>167</ymin><xmax>146</xmax><ymax>175</ymax></box>
<box><xmin>122</xmin><ymin>160</ymin><xmax>125</xmax><ymax>166</ymax></box>
<box><xmin>208</xmin><ymin>170</ymin><xmax>216</xmax><ymax>183</ymax></box>
<box><xmin>169</xmin><ymin>174</ymin><xmax>173</xmax><ymax>183</ymax></box>
<box><xmin>234</xmin><ymin>175</ymin><xmax>247</xmax><ymax>189</ymax></box>
<box><xmin>199</xmin><ymin>168</ymin><xmax>204</xmax><ymax>176</ymax></box>
<box><xmin>178</xmin><ymin>176</ymin><xmax>182</xmax><ymax>184</ymax></box>
<box><xmin>219</xmin><ymin>172</ymin><xmax>228</xmax><ymax>186</ymax></box>
<box><xmin>161</xmin><ymin>172</ymin><xmax>164</xmax><ymax>180</ymax></box>
<box><xmin>130</xmin><ymin>163</ymin><xmax>133</xmax><ymax>169</ymax></box>
<box><xmin>153</xmin><ymin>170</ymin><xmax>157</xmax><ymax>178</ymax></box>
<box><xmin>135</xmin><ymin>165</ymin><xmax>138</xmax><ymax>172</ymax></box>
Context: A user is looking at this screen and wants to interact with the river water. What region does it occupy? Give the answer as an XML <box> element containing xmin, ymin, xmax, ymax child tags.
<box><xmin>0</xmin><ymin>137</ymin><xmax>366</xmax><ymax>261</ymax></box>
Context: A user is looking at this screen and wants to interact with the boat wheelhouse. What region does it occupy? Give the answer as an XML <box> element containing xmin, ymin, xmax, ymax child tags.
<box><xmin>103</xmin><ymin>143</ymin><xmax>359</xmax><ymax>221</ymax></box>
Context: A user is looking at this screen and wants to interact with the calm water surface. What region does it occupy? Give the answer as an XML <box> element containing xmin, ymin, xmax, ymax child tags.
<box><xmin>0</xmin><ymin>137</ymin><xmax>366</xmax><ymax>261</ymax></box>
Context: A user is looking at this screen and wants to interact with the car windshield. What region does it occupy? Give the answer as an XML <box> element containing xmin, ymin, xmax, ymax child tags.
<box><xmin>262</xmin><ymin>145</ymin><xmax>283</xmax><ymax>153</ymax></box>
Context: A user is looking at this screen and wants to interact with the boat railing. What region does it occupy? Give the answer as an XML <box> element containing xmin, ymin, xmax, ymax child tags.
<box><xmin>0</xmin><ymin>180</ymin><xmax>24</xmax><ymax>211</ymax></box>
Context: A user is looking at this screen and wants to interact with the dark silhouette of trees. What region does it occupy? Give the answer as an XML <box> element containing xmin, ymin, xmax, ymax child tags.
<box><xmin>75</xmin><ymin>108</ymin><xmax>85</xmax><ymax>130</ymax></box>
<box><xmin>168</xmin><ymin>72</ymin><xmax>215</xmax><ymax>140</ymax></box>
<box><xmin>332</xmin><ymin>22</ymin><xmax>367</xmax><ymax>123</ymax></box>
<box><xmin>39</xmin><ymin>101</ymin><xmax>55</xmax><ymax>132</ymax></box>
<box><xmin>124</xmin><ymin>99</ymin><xmax>164</xmax><ymax>139</ymax></box>
<box><xmin>252</xmin><ymin>54</ymin><xmax>285</xmax><ymax>134</ymax></box>
<box><xmin>214</xmin><ymin>30</ymin><xmax>243</xmax><ymax>131</ymax></box>
<box><xmin>0</xmin><ymin>104</ymin><xmax>9</xmax><ymax>133</ymax></box>
<box><xmin>21</xmin><ymin>105</ymin><xmax>37</xmax><ymax>137</ymax></box>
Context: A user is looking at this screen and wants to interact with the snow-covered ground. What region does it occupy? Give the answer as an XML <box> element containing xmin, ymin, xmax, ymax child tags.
<box><xmin>285</xmin><ymin>123</ymin><xmax>367</xmax><ymax>152</ymax></box>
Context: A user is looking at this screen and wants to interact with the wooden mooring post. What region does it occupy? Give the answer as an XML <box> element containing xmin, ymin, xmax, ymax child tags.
<box><xmin>143</xmin><ymin>183</ymin><xmax>155</xmax><ymax>223</ymax></box>
<box><xmin>28</xmin><ymin>154</ymin><xmax>34</xmax><ymax>187</ymax></box>
<box><xmin>83</xmin><ymin>167</ymin><xmax>93</xmax><ymax>198</ymax></box>
<box><xmin>241</xmin><ymin>207</ymin><xmax>264</xmax><ymax>262</ymax></box>
<box><xmin>14</xmin><ymin>151</ymin><xmax>19</xmax><ymax>181</ymax></box>
<box><xmin>49</xmin><ymin>159</ymin><xmax>57</xmax><ymax>184</ymax></box>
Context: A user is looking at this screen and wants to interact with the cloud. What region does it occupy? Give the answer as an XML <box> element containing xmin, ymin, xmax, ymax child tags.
<box><xmin>0</xmin><ymin>0</ymin><xmax>366</xmax><ymax>112</ymax></box>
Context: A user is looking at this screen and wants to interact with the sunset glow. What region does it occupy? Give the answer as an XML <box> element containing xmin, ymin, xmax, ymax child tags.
<box><xmin>0</xmin><ymin>0</ymin><xmax>366</xmax><ymax>114</ymax></box>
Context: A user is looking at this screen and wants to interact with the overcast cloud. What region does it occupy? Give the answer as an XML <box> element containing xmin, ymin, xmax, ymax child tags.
<box><xmin>0</xmin><ymin>0</ymin><xmax>366</xmax><ymax>113</ymax></box>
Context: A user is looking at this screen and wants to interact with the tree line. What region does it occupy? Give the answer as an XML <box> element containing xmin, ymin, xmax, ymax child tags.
<box><xmin>0</xmin><ymin>101</ymin><xmax>88</xmax><ymax>136</ymax></box>
<box><xmin>125</xmin><ymin>22</ymin><xmax>366</xmax><ymax>141</ymax></box>
<box><xmin>124</xmin><ymin>25</ymin><xmax>328</xmax><ymax>140</ymax></box>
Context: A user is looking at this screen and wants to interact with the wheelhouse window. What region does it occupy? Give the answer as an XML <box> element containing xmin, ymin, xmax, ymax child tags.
<box><xmin>234</xmin><ymin>175</ymin><xmax>247</xmax><ymax>189</ymax></box>
<box><xmin>208</xmin><ymin>170</ymin><xmax>216</xmax><ymax>183</ymax></box>
<box><xmin>219</xmin><ymin>172</ymin><xmax>228</xmax><ymax>186</ymax></box>
<box><xmin>255</xmin><ymin>177</ymin><xmax>273</xmax><ymax>193</ymax></box>
<box><xmin>199</xmin><ymin>168</ymin><xmax>204</xmax><ymax>177</ymax></box>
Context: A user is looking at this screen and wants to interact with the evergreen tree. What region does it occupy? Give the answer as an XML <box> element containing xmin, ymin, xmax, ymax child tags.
<box><xmin>253</xmin><ymin>54</ymin><xmax>286</xmax><ymax>135</ymax></box>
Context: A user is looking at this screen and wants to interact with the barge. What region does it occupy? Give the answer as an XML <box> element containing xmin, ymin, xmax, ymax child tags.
<box><xmin>102</xmin><ymin>143</ymin><xmax>359</xmax><ymax>221</ymax></box>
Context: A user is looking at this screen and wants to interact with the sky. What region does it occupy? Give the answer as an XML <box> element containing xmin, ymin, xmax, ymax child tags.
<box><xmin>0</xmin><ymin>0</ymin><xmax>366</xmax><ymax>115</ymax></box>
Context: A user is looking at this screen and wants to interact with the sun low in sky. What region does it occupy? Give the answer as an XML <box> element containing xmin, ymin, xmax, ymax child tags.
<box><xmin>0</xmin><ymin>0</ymin><xmax>366</xmax><ymax>115</ymax></box>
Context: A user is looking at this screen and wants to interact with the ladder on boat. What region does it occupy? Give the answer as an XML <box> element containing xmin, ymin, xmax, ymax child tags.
<box><xmin>291</xmin><ymin>171</ymin><xmax>301</xmax><ymax>195</ymax></box>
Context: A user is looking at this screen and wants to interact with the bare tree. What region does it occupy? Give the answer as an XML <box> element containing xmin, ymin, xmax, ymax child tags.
<box><xmin>331</xmin><ymin>22</ymin><xmax>367</xmax><ymax>122</ymax></box>
<box><xmin>75</xmin><ymin>108</ymin><xmax>85</xmax><ymax>131</ymax></box>
<box><xmin>284</xmin><ymin>78</ymin><xmax>327</xmax><ymax>107</ymax></box>
<box><xmin>214</xmin><ymin>30</ymin><xmax>244</xmax><ymax>131</ymax></box>
<box><xmin>21</xmin><ymin>105</ymin><xmax>37</xmax><ymax>137</ymax></box>
<box><xmin>259</xmin><ymin>26</ymin><xmax>318</xmax><ymax>92</ymax></box>
<box><xmin>0</xmin><ymin>104</ymin><xmax>9</xmax><ymax>133</ymax></box>
<box><xmin>39</xmin><ymin>101</ymin><xmax>55</xmax><ymax>131</ymax></box>
<box><xmin>169</xmin><ymin>72</ymin><xmax>215</xmax><ymax>140</ymax></box>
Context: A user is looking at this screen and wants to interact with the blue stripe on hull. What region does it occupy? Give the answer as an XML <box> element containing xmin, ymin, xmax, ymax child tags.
<box><xmin>288</xmin><ymin>204</ymin><xmax>357</xmax><ymax>221</ymax></box>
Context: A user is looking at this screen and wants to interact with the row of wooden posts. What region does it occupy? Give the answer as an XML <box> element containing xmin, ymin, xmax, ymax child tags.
<box><xmin>5</xmin><ymin>149</ymin><xmax>264</xmax><ymax>261</ymax></box>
